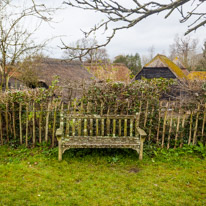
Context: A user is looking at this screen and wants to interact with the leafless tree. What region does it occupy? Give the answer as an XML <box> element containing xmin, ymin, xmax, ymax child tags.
<box><xmin>0</xmin><ymin>0</ymin><xmax>57</xmax><ymax>90</ymax></box>
<box><xmin>62</xmin><ymin>0</ymin><xmax>206</xmax><ymax>59</ymax></box>
<box><xmin>169</xmin><ymin>34</ymin><xmax>198</xmax><ymax>68</ymax></box>
<box><xmin>63</xmin><ymin>38</ymin><xmax>109</xmax><ymax>63</ymax></box>
<box><xmin>141</xmin><ymin>46</ymin><xmax>156</xmax><ymax>66</ymax></box>
<box><xmin>196</xmin><ymin>40</ymin><xmax>206</xmax><ymax>70</ymax></box>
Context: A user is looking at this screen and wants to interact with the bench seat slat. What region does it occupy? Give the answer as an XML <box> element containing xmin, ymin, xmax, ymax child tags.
<box><xmin>62</xmin><ymin>144</ymin><xmax>140</xmax><ymax>149</ymax></box>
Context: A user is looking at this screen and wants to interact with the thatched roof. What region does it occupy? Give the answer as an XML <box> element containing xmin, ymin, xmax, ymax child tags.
<box><xmin>33</xmin><ymin>58</ymin><xmax>95</xmax><ymax>86</ymax></box>
<box><xmin>144</xmin><ymin>54</ymin><xmax>187</xmax><ymax>80</ymax></box>
<box><xmin>84</xmin><ymin>63</ymin><xmax>131</xmax><ymax>83</ymax></box>
<box><xmin>187</xmin><ymin>71</ymin><xmax>206</xmax><ymax>81</ymax></box>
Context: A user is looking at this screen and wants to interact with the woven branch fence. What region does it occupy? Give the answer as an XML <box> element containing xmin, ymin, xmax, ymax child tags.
<box><xmin>0</xmin><ymin>98</ymin><xmax>205</xmax><ymax>148</ymax></box>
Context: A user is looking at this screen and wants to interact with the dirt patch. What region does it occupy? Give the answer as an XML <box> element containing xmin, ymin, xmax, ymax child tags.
<box><xmin>128</xmin><ymin>167</ymin><xmax>140</xmax><ymax>174</ymax></box>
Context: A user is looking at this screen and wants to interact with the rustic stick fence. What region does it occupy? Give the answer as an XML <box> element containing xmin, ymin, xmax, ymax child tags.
<box><xmin>0</xmin><ymin>99</ymin><xmax>205</xmax><ymax>148</ymax></box>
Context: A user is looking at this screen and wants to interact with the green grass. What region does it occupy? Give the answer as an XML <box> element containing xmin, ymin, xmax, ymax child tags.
<box><xmin>0</xmin><ymin>145</ymin><xmax>206</xmax><ymax>206</ymax></box>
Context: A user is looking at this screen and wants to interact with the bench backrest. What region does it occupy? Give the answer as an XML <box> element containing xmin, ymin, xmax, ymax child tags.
<box><xmin>59</xmin><ymin>114</ymin><xmax>140</xmax><ymax>138</ymax></box>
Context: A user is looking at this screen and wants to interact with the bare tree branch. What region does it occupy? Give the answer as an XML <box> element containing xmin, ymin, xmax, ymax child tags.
<box><xmin>62</xmin><ymin>0</ymin><xmax>206</xmax><ymax>60</ymax></box>
<box><xmin>0</xmin><ymin>0</ymin><xmax>58</xmax><ymax>90</ymax></box>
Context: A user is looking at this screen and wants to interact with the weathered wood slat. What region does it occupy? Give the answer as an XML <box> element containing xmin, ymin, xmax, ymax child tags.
<box><xmin>84</xmin><ymin>119</ymin><xmax>88</xmax><ymax>136</ymax></box>
<box><xmin>90</xmin><ymin>119</ymin><xmax>93</xmax><ymax>136</ymax></box>
<box><xmin>135</xmin><ymin>113</ymin><xmax>140</xmax><ymax>136</ymax></box>
<box><xmin>96</xmin><ymin>119</ymin><xmax>99</xmax><ymax>136</ymax></box>
<box><xmin>113</xmin><ymin>119</ymin><xmax>116</xmax><ymax>137</ymax></box>
<box><xmin>72</xmin><ymin>119</ymin><xmax>76</xmax><ymax>136</ymax></box>
<box><xmin>66</xmin><ymin>102</ymin><xmax>71</xmax><ymax>136</ymax></box>
<box><xmin>124</xmin><ymin>119</ymin><xmax>127</xmax><ymax>136</ymax></box>
<box><xmin>101</xmin><ymin>118</ymin><xmax>104</xmax><ymax>136</ymax></box>
<box><xmin>130</xmin><ymin>119</ymin><xmax>133</xmax><ymax>137</ymax></box>
<box><xmin>119</xmin><ymin>119</ymin><xmax>122</xmax><ymax>136</ymax></box>
<box><xmin>106</xmin><ymin>118</ymin><xmax>110</xmax><ymax>136</ymax></box>
<box><xmin>78</xmin><ymin>119</ymin><xmax>82</xmax><ymax>136</ymax></box>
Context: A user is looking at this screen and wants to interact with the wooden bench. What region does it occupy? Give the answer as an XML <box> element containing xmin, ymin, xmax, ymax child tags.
<box><xmin>56</xmin><ymin>114</ymin><xmax>147</xmax><ymax>161</ymax></box>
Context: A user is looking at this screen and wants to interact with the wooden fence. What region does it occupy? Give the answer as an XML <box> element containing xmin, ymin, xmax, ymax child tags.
<box><xmin>0</xmin><ymin>99</ymin><xmax>205</xmax><ymax>148</ymax></box>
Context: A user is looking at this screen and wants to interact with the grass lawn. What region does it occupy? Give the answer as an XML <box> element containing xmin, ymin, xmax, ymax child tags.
<box><xmin>0</xmin><ymin>145</ymin><xmax>205</xmax><ymax>206</ymax></box>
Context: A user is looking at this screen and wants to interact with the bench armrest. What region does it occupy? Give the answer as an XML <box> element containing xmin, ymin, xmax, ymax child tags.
<box><xmin>137</xmin><ymin>127</ymin><xmax>147</xmax><ymax>136</ymax></box>
<box><xmin>56</xmin><ymin>128</ymin><xmax>63</xmax><ymax>140</ymax></box>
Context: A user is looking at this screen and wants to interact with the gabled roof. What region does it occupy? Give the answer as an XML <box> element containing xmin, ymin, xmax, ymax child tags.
<box><xmin>145</xmin><ymin>54</ymin><xmax>187</xmax><ymax>79</ymax></box>
<box><xmin>187</xmin><ymin>71</ymin><xmax>206</xmax><ymax>81</ymax></box>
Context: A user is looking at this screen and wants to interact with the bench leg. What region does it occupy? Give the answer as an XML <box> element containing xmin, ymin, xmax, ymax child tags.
<box><xmin>58</xmin><ymin>139</ymin><xmax>62</xmax><ymax>161</ymax></box>
<box><xmin>139</xmin><ymin>136</ymin><xmax>145</xmax><ymax>160</ymax></box>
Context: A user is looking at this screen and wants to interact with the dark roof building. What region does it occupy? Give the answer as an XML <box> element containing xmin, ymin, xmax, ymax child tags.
<box><xmin>134</xmin><ymin>54</ymin><xmax>187</xmax><ymax>81</ymax></box>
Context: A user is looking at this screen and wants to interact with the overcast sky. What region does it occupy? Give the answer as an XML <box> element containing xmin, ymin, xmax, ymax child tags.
<box><xmin>32</xmin><ymin>0</ymin><xmax>206</xmax><ymax>60</ymax></box>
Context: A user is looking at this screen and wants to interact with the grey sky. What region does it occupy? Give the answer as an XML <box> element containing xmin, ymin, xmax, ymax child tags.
<box><xmin>32</xmin><ymin>0</ymin><xmax>206</xmax><ymax>60</ymax></box>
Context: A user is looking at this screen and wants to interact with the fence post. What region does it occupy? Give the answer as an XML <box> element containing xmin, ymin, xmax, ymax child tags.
<box><xmin>0</xmin><ymin>108</ymin><xmax>3</xmax><ymax>145</ymax></box>
<box><xmin>45</xmin><ymin>101</ymin><xmax>51</xmax><ymax>143</ymax></box>
<box><xmin>167</xmin><ymin>106</ymin><xmax>174</xmax><ymax>150</ymax></box>
<box><xmin>148</xmin><ymin>105</ymin><xmax>154</xmax><ymax>141</ymax></box>
<box><xmin>39</xmin><ymin>103</ymin><xmax>43</xmax><ymax>144</ymax></box>
<box><xmin>174</xmin><ymin>108</ymin><xmax>181</xmax><ymax>148</ymax></box>
<box><xmin>201</xmin><ymin>103</ymin><xmax>206</xmax><ymax>143</ymax></box>
<box><xmin>5</xmin><ymin>102</ymin><xmax>9</xmax><ymax>142</ymax></box>
<box><xmin>32</xmin><ymin>102</ymin><xmax>36</xmax><ymax>146</ymax></box>
<box><xmin>188</xmin><ymin>110</ymin><xmax>193</xmax><ymax>145</ymax></box>
<box><xmin>156</xmin><ymin>101</ymin><xmax>162</xmax><ymax>144</ymax></box>
<box><xmin>144</xmin><ymin>101</ymin><xmax>149</xmax><ymax>127</ymax></box>
<box><xmin>52</xmin><ymin>102</ymin><xmax>57</xmax><ymax>147</ymax></box>
<box><xmin>19</xmin><ymin>103</ymin><xmax>22</xmax><ymax>144</ymax></box>
<box><xmin>180</xmin><ymin>112</ymin><xmax>186</xmax><ymax>148</ymax></box>
<box><xmin>193</xmin><ymin>104</ymin><xmax>200</xmax><ymax>145</ymax></box>
<box><xmin>26</xmin><ymin>103</ymin><xmax>29</xmax><ymax>147</ymax></box>
<box><xmin>161</xmin><ymin>103</ymin><xmax>168</xmax><ymax>148</ymax></box>
<box><xmin>12</xmin><ymin>102</ymin><xmax>16</xmax><ymax>140</ymax></box>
